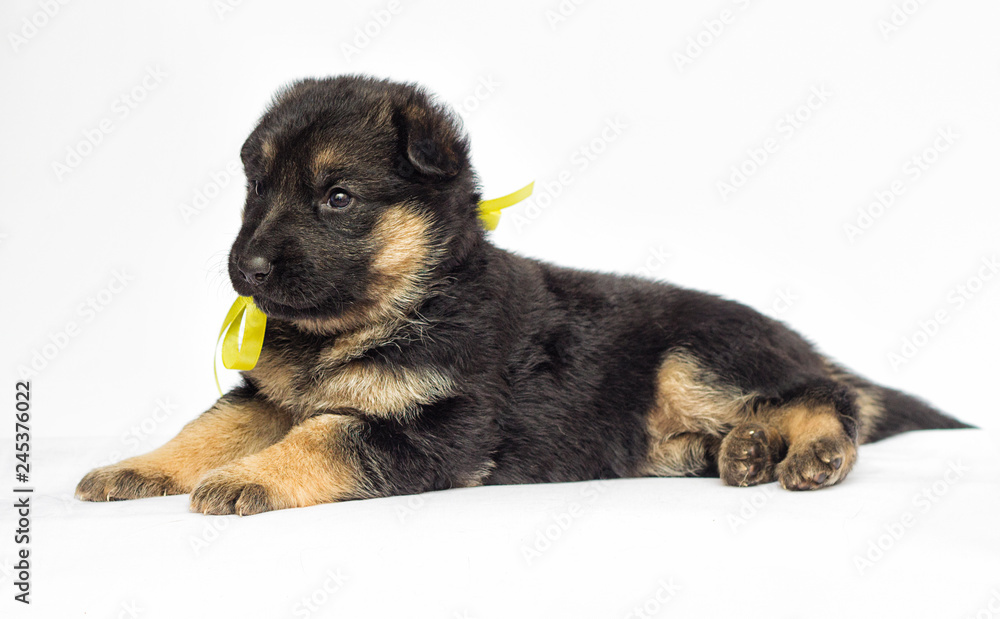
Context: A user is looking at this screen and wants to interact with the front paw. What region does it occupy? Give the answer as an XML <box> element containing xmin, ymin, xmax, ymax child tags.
<box><xmin>76</xmin><ymin>464</ymin><xmax>183</xmax><ymax>501</ymax></box>
<box><xmin>190</xmin><ymin>465</ymin><xmax>294</xmax><ymax>516</ymax></box>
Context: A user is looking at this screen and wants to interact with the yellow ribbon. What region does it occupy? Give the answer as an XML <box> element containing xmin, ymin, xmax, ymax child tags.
<box><xmin>214</xmin><ymin>182</ymin><xmax>533</xmax><ymax>394</ymax></box>
<box><xmin>214</xmin><ymin>296</ymin><xmax>267</xmax><ymax>395</ymax></box>
<box><xmin>478</xmin><ymin>181</ymin><xmax>534</xmax><ymax>231</ymax></box>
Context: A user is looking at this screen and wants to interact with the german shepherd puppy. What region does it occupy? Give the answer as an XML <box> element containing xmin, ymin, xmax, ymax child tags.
<box><xmin>77</xmin><ymin>76</ymin><xmax>971</xmax><ymax>515</ymax></box>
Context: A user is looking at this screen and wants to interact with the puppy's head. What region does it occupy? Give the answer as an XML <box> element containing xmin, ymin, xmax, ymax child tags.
<box><xmin>228</xmin><ymin>76</ymin><xmax>480</xmax><ymax>332</ymax></box>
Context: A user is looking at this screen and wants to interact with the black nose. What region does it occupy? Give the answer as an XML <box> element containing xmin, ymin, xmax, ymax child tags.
<box><xmin>238</xmin><ymin>256</ymin><xmax>272</xmax><ymax>285</ymax></box>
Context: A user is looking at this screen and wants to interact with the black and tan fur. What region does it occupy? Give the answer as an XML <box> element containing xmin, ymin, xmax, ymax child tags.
<box><xmin>76</xmin><ymin>76</ymin><xmax>971</xmax><ymax>515</ymax></box>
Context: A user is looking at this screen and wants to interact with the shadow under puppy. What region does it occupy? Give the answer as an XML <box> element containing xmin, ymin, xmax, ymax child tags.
<box><xmin>77</xmin><ymin>75</ymin><xmax>971</xmax><ymax>515</ymax></box>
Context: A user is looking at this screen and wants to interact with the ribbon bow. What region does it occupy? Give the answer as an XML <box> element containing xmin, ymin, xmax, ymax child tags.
<box><xmin>478</xmin><ymin>181</ymin><xmax>534</xmax><ymax>231</ymax></box>
<box><xmin>214</xmin><ymin>296</ymin><xmax>267</xmax><ymax>395</ymax></box>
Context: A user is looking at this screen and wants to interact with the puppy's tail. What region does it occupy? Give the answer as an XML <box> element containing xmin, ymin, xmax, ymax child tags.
<box><xmin>825</xmin><ymin>361</ymin><xmax>974</xmax><ymax>443</ymax></box>
<box><xmin>864</xmin><ymin>384</ymin><xmax>974</xmax><ymax>442</ymax></box>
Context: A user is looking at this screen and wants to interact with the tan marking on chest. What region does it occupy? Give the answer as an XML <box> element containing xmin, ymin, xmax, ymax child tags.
<box><xmin>316</xmin><ymin>319</ymin><xmax>409</xmax><ymax>367</ymax></box>
<box><xmin>246</xmin><ymin>348</ymin><xmax>454</xmax><ymax>420</ymax></box>
<box><xmin>306</xmin><ymin>362</ymin><xmax>454</xmax><ymax>419</ymax></box>
<box><xmin>244</xmin><ymin>349</ymin><xmax>299</xmax><ymax>412</ymax></box>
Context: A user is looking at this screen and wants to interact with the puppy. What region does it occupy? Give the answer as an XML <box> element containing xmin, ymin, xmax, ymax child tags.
<box><xmin>77</xmin><ymin>75</ymin><xmax>971</xmax><ymax>515</ymax></box>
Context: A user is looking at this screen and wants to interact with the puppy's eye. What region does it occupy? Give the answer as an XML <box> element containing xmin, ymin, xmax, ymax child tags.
<box><xmin>326</xmin><ymin>188</ymin><xmax>353</xmax><ymax>209</ymax></box>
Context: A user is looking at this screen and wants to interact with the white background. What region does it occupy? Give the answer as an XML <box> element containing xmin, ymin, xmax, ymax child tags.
<box><xmin>2</xmin><ymin>0</ymin><xmax>999</xmax><ymax>438</ymax></box>
<box><xmin>2</xmin><ymin>1</ymin><xmax>1000</xmax><ymax>617</ymax></box>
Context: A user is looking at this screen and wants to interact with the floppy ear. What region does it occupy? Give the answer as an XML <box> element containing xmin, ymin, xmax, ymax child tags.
<box><xmin>395</xmin><ymin>98</ymin><xmax>467</xmax><ymax>180</ymax></box>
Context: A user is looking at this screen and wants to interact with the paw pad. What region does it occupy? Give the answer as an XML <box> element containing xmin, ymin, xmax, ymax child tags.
<box><xmin>777</xmin><ymin>436</ymin><xmax>855</xmax><ymax>491</ymax></box>
<box><xmin>719</xmin><ymin>423</ymin><xmax>781</xmax><ymax>487</ymax></box>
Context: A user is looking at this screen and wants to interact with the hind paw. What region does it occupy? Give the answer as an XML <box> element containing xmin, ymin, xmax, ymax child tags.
<box><xmin>719</xmin><ymin>423</ymin><xmax>782</xmax><ymax>487</ymax></box>
<box><xmin>777</xmin><ymin>436</ymin><xmax>856</xmax><ymax>490</ymax></box>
